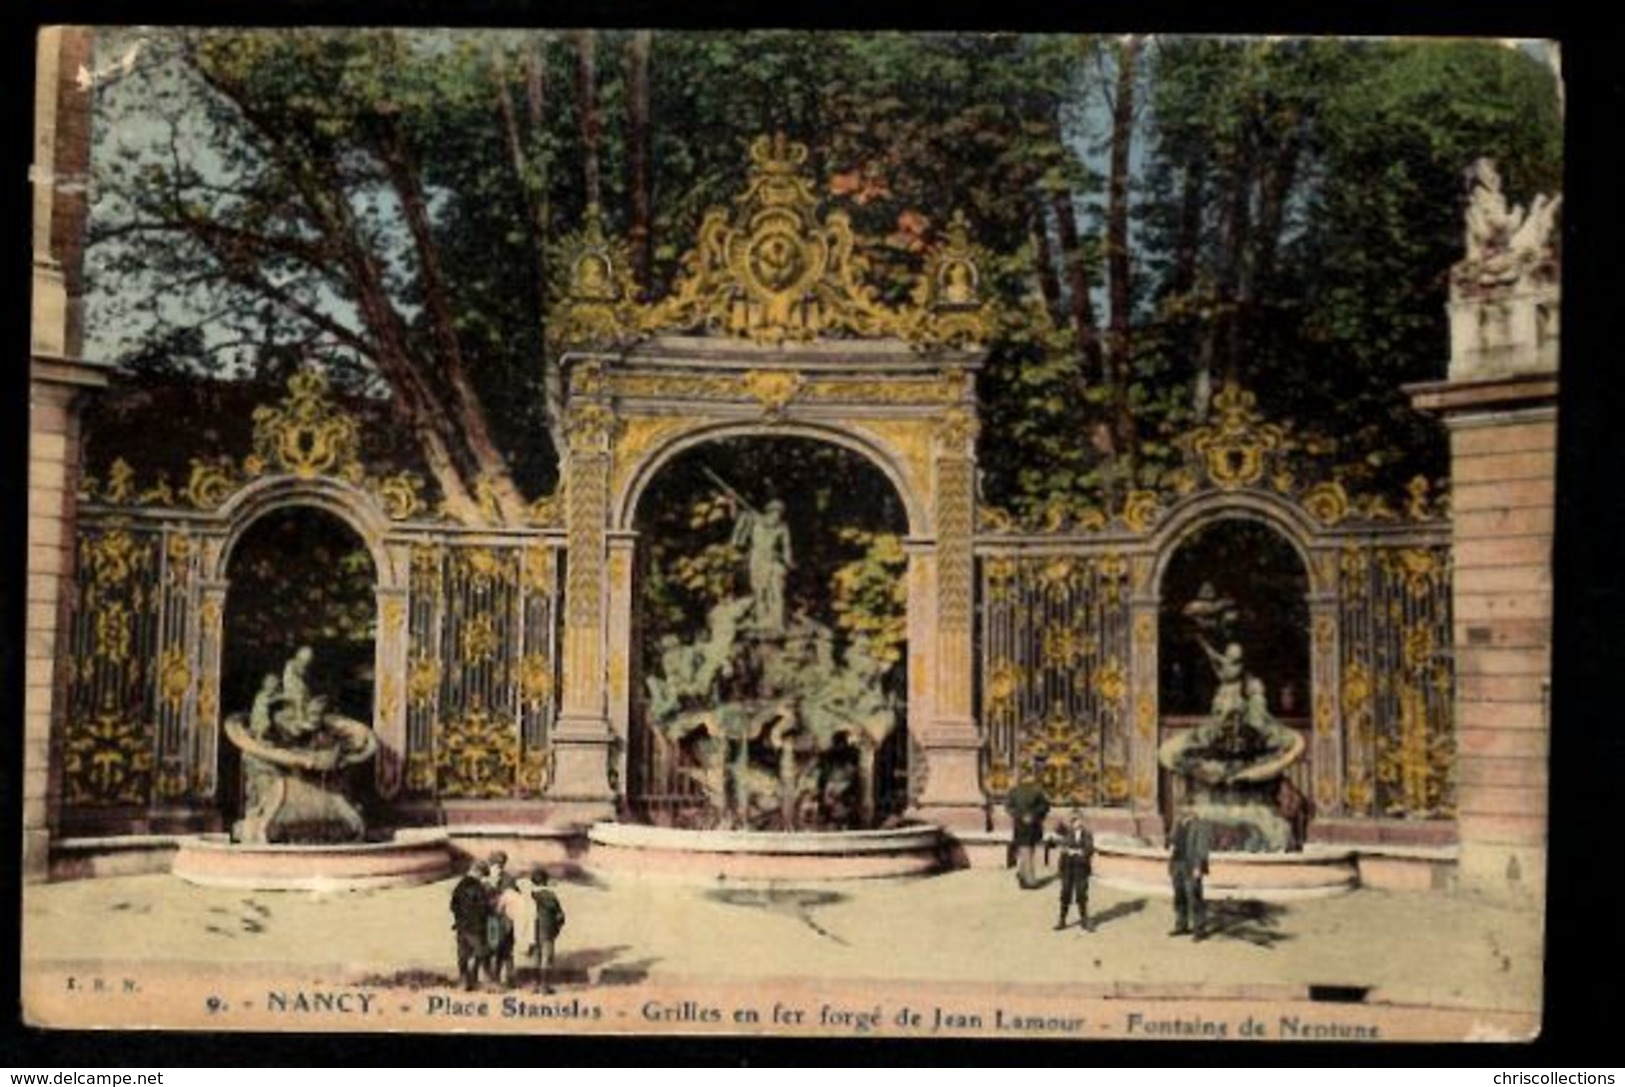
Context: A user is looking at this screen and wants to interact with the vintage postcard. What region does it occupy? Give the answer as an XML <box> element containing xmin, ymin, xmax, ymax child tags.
<box><xmin>22</xmin><ymin>27</ymin><xmax>1562</xmax><ymax>1042</ymax></box>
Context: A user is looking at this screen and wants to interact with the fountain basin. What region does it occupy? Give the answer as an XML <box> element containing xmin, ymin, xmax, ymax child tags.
<box><xmin>171</xmin><ymin>828</ymin><xmax>453</xmax><ymax>891</ymax></box>
<box><xmin>1092</xmin><ymin>840</ymin><xmax>1357</xmax><ymax>900</ymax></box>
<box><xmin>587</xmin><ymin>822</ymin><xmax>944</xmax><ymax>880</ymax></box>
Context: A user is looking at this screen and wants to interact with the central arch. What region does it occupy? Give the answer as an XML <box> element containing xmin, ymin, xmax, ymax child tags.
<box><xmin>616</xmin><ymin>419</ymin><xmax>929</xmax><ymax>538</ymax></box>
<box><xmin>550</xmin><ymin>342</ymin><xmax>991</xmax><ymax>829</ymax></box>
<box><xmin>625</xmin><ymin>433</ymin><xmax>913</xmax><ymax>828</ymax></box>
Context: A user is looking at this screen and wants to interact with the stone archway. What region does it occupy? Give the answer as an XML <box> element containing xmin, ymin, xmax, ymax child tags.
<box><xmin>218</xmin><ymin>505</ymin><xmax>379</xmax><ymax>828</ymax></box>
<box><xmin>624</xmin><ymin>430</ymin><xmax>913</xmax><ymax>828</ymax></box>
<box><xmin>1154</xmin><ymin>516</ymin><xmax>1313</xmax><ymax>828</ymax></box>
<box><xmin>548</xmin><ymin>135</ymin><xmax>999</xmax><ymax>828</ymax></box>
<box><xmin>552</xmin><ymin>340</ymin><xmax>989</xmax><ymax>828</ymax></box>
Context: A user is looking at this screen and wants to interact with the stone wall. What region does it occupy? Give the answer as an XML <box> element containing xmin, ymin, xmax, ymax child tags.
<box><xmin>1413</xmin><ymin>375</ymin><xmax>1557</xmax><ymax>901</ymax></box>
<box><xmin>28</xmin><ymin>27</ymin><xmax>106</xmax><ymax>882</ymax></box>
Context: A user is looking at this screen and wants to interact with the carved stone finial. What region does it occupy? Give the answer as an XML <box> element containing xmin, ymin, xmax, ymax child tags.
<box><xmin>1447</xmin><ymin>158</ymin><xmax>1561</xmax><ymax>381</ymax></box>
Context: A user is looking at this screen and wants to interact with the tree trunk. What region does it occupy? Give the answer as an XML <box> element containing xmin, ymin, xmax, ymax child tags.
<box><xmin>495</xmin><ymin>41</ymin><xmax>568</xmax><ymax>469</ymax></box>
<box><xmin>574</xmin><ymin>30</ymin><xmax>602</xmax><ymax>212</ymax></box>
<box><xmin>626</xmin><ymin>30</ymin><xmax>653</xmax><ymax>291</ymax></box>
<box><xmin>192</xmin><ymin>63</ymin><xmax>494</xmax><ymax>522</ymax></box>
<box><xmin>1104</xmin><ymin>35</ymin><xmax>1141</xmax><ymax>470</ymax></box>
<box><xmin>523</xmin><ymin>34</ymin><xmax>568</xmax><ymax>466</ymax></box>
<box><xmin>1211</xmin><ymin>145</ymin><xmax>1253</xmax><ymax>388</ymax></box>
<box><xmin>1028</xmin><ymin>196</ymin><xmax>1064</xmax><ymax>328</ymax></box>
<box><xmin>379</xmin><ymin>124</ymin><xmax>529</xmax><ymax>524</ymax></box>
<box><xmin>1052</xmin><ymin>189</ymin><xmax>1103</xmax><ymax>386</ymax></box>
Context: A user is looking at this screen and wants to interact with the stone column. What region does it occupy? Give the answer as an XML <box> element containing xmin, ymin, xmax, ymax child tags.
<box><xmin>194</xmin><ymin>578</ymin><xmax>228</xmax><ymax>806</ymax></box>
<box><xmin>913</xmin><ymin>408</ymin><xmax>983</xmax><ymax>828</ymax></box>
<box><xmin>549</xmin><ymin>401</ymin><xmax>618</xmax><ymax>822</ymax></box>
<box><xmin>374</xmin><ymin>583</ymin><xmax>411</xmax><ymax>800</ymax></box>
<box><xmin>1127</xmin><ymin>555</ymin><xmax>1161</xmax><ymax>837</ymax></box>
<box><xmin>902</xmin><ymin>542</ymin><xmax>937</xmax><ymax>768</ymax></box>
<box><xmin>26</xmin><ymin>29</ymin><xmax>105</xmax><ymax>882</ymax></box>
<box><xmin>25</xmin><ymin>364</ymin><xmax>105</xmax><ymax>882</ymax></box>
<box><xmin>1409</xmin><ymin>187</ymin><xmax>1559</xmax><ymax>900</ymax></box>
<box><xmin>1411</xmin><ymin>376</ymin><xmax>1556</xmax><ymax>901</ymax></box>
<box><xmin>604</xmin><ymin>533</ymin><xmax>638</xmax><ymax>801</ymax></box>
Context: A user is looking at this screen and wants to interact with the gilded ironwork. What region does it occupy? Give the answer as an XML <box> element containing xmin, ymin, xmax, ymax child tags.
<box><xmin>556</xmin><ymin>134</ymin><xmax>995</xmax><ymax>349</ymax></box>
<box><xmin>89</xmin><ymin>371</ymin><xmax>433</xmax><ymax>522</ymax></box>
<box><xmin>1338</xmin><ymin>543</ymin><xmax>1454</xmax><ymax>819</ymax></box>
<box><xmin>1188</xmin><ymin>385</ymin><xmax>1284</xmax><ymax>490</ymax></box>
<box><xmin>435</xmin><ymin>706</ymin><xmax>520</xmax><ymax>799</ymax></box>
<box><xmin>246</xmin><ymin>369</ymin><xmax>363</xmax><ymax>481</ymax></box>
<box><xmin>974</xmin><ymin>382</ymin><xmax>1449</xmax><ymax>535</ymax></box>
<box><xmin>158</xmin><ymin>645</ymin><xmax>191</xmax><ymax>710</ymax></box>
<box><xmin>980</xmin><ymin>553</ymin><xmax>1133</xmax><ymax>807</ymax></box>
<box><xmin>63</xmin><ymin>707</ymin><xmax>154</xmax><ymax>806</ymax></box>
<box><xmin>550</xmin><ymin>208</ymin><xmax>643</xmax><ymax>346</ymax></box>
<box><xmin>1019</xmin><ymin>710</ymin><xmax>1104</xmax><ymax>807</ymax></box>
<box><xmin>741</xmin><ymin>369</ymin><xmax>804</xmax><ymax>419</ymax></box>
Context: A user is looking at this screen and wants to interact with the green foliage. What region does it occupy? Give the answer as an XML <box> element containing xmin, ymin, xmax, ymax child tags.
<box><xmin>89</xmin><ymin>31</ymin><xmax>1561</xmax><ymax>514</ymax></box>
<box><xmin>829</xmin><ymin>530</ymin><xmax>908</xmax><ymax>669</ymax></box>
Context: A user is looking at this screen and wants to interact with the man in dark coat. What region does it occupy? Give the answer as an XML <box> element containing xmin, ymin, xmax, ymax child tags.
<box><xmin>1004</xmin><ymin>761</ymin><xmax>1051</xmax><ymax>889</ymax></box>
<box><xmin>1168</xmin><ymin>814</ymin><xmax>1213</xmax><ymax>939</ymax></box>
<box><xmin>450</xmin><ymin>861</ymin><xmax>491</xmax><ymax>990</ymax></box>
<box><xmin>528</xmin><ymin>868</ymin><xmax>567</xmax><ymax>994</ymax></box>
<box><xmin>1046</xmin><ymin>810</ymin><xmax>1095</xmax><ymax>931</ymax></box>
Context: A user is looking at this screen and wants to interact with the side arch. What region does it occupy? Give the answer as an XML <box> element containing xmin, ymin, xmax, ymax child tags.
<box><xmin>1149</xmin><ymin>490</ymin><xmax>1319</xmax><ymax>596</ymax></box>
<box><xmin>211</xmin><ymin>475</ymin><xmax>403</xmax><ymax>590</ymax></box>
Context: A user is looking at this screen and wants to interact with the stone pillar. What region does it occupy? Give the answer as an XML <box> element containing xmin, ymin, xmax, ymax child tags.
<box><xmin>913</xmin><ymin>408</ymin><xmax>983</xmax><ymax>828</ymax></box>
<box><xmin>26</xmin><ymin>365</ymin><xmax>105</xmax><ymax>881</ymax></box>
<box><xmin>1409</xmin><ymin>176</ymin><xmax>1559</xmax><ymax>900</ymax></box>
<box><xmin>373</xmin><ymin>582</ymin><xmax>410</xmax><ymax>800</ymax></box>
<box><xmin>1411</xmin><ymin>377</ymin><xmax>1556</xmax><ymax>901</ymax></box>
<box><xmin>549</xmin><ymin>399</ymin><xmax>618</xmax><ymax>821</ymax></box>
<box><xmin>26</xmin><ymin>28</ymin><xmax>105</xmax><ymax>882</ymax></box>
<box><xmin>902</xmin><ymin>542</ymin><xmax>937</xmax><ymax>770</ymax></box>
<box><xmin>604</xmin><ymin>534</ymin><xmax>638</xmax><ymax>801</ymax></box>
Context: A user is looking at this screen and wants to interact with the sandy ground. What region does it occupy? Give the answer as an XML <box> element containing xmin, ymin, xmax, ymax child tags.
<box><xmin>21</xmin><ymin>866</ymin><xmax>1542</xmax><ymax>1015</ymax></box>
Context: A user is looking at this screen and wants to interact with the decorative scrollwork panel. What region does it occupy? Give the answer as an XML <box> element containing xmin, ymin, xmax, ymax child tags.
<box><xmin>1339</xmin><ymin>543</ymin><xmax>1455</xmax><ymax>818</ymax></box>
<box><xmin>980</xmin><ymin>553</ymin><xmax>1133</xmax><ymax>807</ymax></box>
<box><xmin>64</xmin><ymin>525</ymin><xmax>163</xmax><ymax>807</ymax></box>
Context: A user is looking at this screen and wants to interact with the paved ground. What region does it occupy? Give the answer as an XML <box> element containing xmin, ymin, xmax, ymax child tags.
<box><xmin>23</xmin><ymin>866</ymin><xmax>1541</xmax><ymax>1015</ymax></box>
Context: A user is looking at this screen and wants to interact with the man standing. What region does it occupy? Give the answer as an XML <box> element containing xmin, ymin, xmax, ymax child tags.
<box><xmin>450</xmin><ymin>861</ymin><xmax>490</xmax><ymax>991</ymax></box>
<box><xmin>1047</xmin><ymin>810</ymin><xmax>1095</xmax><ymax>931</ymax></box>
<box><xmin>1168</xmin><ymin>814</ymin><xmax>1213</xmax><ymax>939</ymax></box>
<box><xmin>1004</xmin><ymin>761</ymin><xmax>1051</xmax><ymax>889</ymax></box>
<box><xmin>528</xmin><ymin>868</ymin><xmax>567</xmax><ymax>994</ymax></box>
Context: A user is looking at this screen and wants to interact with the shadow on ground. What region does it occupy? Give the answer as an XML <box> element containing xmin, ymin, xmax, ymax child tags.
<box><xmin>1202</xmin><ymin>900</ymin><xmax>1292</xmax><ymax>948</ymax></box>
<box><xmin>1090</xmin><ymin>898</ymin><xmax>1147</xmax><ymax>929</ymax></box>
<box><xmin>356</xmin><ymin>944</ymin><xmax>658</xmax><ymax>990</ymax></box>
<box><xmin>707</xmin><ymin>887</ymin><xmax>850</xmax><ymax>945</ymax></box>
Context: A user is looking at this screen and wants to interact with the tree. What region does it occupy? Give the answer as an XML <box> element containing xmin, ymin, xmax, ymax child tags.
<box><xmin>87</xmin><ymin>31</ymin><xmax>1561</xmax><ymax>523</ymax></box>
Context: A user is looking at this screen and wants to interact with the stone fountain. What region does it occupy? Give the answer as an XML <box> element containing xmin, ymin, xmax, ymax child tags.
<box><xmin>589</xmin><ymin>490</ymin><xmax>942</xmax><ymax>879</ymax></box>
<box><xmin>172</xmin><ymin>646</ymin><xmax>451</xmax><ymax>890</ymax></box>
<box><xmin>1157</xmin><ymin>588</ymin><xmax>1307</xmax><ymax>853</ymax></box>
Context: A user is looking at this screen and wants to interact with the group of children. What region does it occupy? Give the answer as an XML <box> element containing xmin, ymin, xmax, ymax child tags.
<box><xmin>449</xmin><ymin>851</ymin><xmax>567</xmax><ymax>993</ymax></box>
